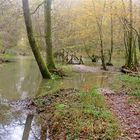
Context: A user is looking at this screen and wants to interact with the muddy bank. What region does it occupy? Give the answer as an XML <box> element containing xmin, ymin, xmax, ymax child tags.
<box><xmin>9</xmin><ymin>88</ymin><xmax>120</xmax><ymax>140</ymax></box>
<box><xmin>10</xmin><ymin>88</ymin><xmax>78</xmax><ymax>114</ymax></box>
<box><xmin>71</xmin><ymin>65</ymin><xmax>99</xmax><ymax>73</ymax></box>
<box><xmin>71</xmin><ymin>65</ymin><xmax>120</xmax><ymax>73</ymax></box>
<box><xmin>0</xmin><ymin>58</ymin><xmax>12</xmax><ymax>64</ymax></box>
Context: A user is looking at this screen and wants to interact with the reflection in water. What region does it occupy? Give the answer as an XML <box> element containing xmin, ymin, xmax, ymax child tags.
<box><xmin>21</xmin><ymin>114</ymin><xmax>49</xmax><ymax>140</ymax></box>
<box><xmin>22</xmin><ymin>115</ymin><xmax>34</xmax><ymax>140</ymax></box>
<box><xmin>36</xmin><ymin>72</ymin><xmax>115</xmax><ymax>98</ymax></box>
<box><xmin>0</xmin><ymin>113</ymin><xmax>25</xmax><ymax>140</ymax></box>
<box><xmin>0</xmin><ymin>77</ymin><xmax>51</xmax><ymax>140</ymax></box>
<box><xmin>0</xmin><ymin>56</ymin><xmax>42</xmax><ymax>101</ymax></box>
<box><xmin>22</xmin><ymin>81</ymin><xmax>50</xmax><ymax>140</ymax></box>
<box><xmin>0</xmin><ymin>57</ymin><xmax>118</xmax><ymax>140</ymax></box>
<box><xmin>40</xmin><ymin>126</ymin><xmax>48</xmax><ymax>140</ymax></box>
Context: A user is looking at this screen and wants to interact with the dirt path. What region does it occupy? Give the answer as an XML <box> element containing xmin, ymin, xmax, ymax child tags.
<box><xmin>102</xmin><ymin>89</ymin><xmax>140</xmax><ymax>140</ymax></box>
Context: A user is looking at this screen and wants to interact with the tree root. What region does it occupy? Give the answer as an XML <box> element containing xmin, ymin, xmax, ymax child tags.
<box><xmin>106</xmin><ymin>62</ymin><xmax>113</xmax><ymax>66</ymax></box>
<box><xmin>50</xmin><ymin>68</ymin><xmax>67</xmax><ymax>77</ymax></box>
<box><xmin>0</xmin><ymin>58</ymin><xmax>11</xmax><ymax>64</ymax></box>
<box><xmin>121</xmin><ymin>65</ymin><xmax>140</xmax><ymax>77</ymax></box>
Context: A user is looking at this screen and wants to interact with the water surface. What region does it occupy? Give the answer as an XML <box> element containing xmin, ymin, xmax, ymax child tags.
<box><xmin>0</xmin><ymin>56</ymin><xmax>118</xmax><ymax>140</ymax></box>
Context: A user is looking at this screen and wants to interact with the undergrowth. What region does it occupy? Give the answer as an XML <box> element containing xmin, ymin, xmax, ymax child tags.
<box><xmin>48</xmin><ymin>88</ymin><xmax>120</xmax><ymax>139</ymax></box>
<box><xmin>0</xmin><ymin>53</ymin><xmax>15</xmax><ymax>60</ymax></box>
<box><xmin>114</xmin><ymin>74</ymin><xmax>140</xmax><ymax>99</ymax></box>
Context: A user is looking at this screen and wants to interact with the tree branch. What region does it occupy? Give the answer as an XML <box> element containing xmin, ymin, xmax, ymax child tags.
<box><xmin>30</xmin><ymin>1</ymin><xmax>44</xmax><ymax>15</ymax></box>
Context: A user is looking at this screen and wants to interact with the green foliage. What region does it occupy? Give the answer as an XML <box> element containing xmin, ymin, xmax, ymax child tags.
<box><xmin>51</xmin><ymin>74</ymin><xmax>60</xmax><ymax>80</ymax></box>
<box><xmin>0</xmin><ymin>53</ymin><xmax>15</xmax><ymax>60</ymax></box>
<box><xmin>35</xmin><ymin>98</ymin><xmax>47</xmax><ymax>106</ymax></box>
<box><xmin>50</xmin><ymin>88</ymin><xmax>120</xmax><ymax>139</ymax></box>
<box><xmin>55</xmin><ymin>103</ymin><xmax>66</xmax><ymax>110</ymax></box>
<box><xmin>130</xmin><ymin>90</ymin><xmax>140</xmax><ymax>99</ymax></box>
<box><xmin>120</xmin><ymin>74</ymin><xmax>140</xmax><ymax>84</ymax></box>
<box><xmin>114</xmin><ymin>74</ymin><xmax>140</xmax><ymax>100</ymax></box>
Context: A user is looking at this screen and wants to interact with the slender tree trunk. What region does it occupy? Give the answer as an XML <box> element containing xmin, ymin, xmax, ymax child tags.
<box><xmin>98</xmin><ymin>25</ymin><xmax>107</xmax><ymax>70</ymax></box>
<box><xmin>22</xmin><ymin>0</ymin><xmax>51</xmax><ymax>79</ymax></box>
<box><xmin>124</xmin><ymin>32</ymin><xmax>129</xmax><ymax>65</ymax></box>
<box><xmin>133</xmin><ymin>36</ymin><xmax>138</xmax><ymax>66</ymax></box>
<box><xmin>44</xmin><ymin>0</ymin><xmax>56</xmax><ymax>70</ymax></box>
<box><xmin>22</xmin><ymin>115</ymin><xmax>33</xmax><ymax>140</ymax></box>
<box><xmin>138</xmin><ymin>5</ymin><xmax>140</xmax><ymax>51</ymax></box>
<box><xmin>138</xmin><ymin>29</ymin><xmax>140</xmax><ymax>51</ymax></box>
<box><xmin>93</xmin><ymin>0</ymin><xmax>107</xmax><ymax>70</ymax></box>
<box><xmin>127</xmin><ymin>0</ymin><xmax>133</xmax><ymax>68</ymax></box>
<box><xmin>108</xmin><ymin>2</ymin><xmax>114</xmax><ymax>64</ymax></box>
<box><xmin>100</xmin><ymin>38</ymin><xmax>107</xmax><ymax>70</ymax></box>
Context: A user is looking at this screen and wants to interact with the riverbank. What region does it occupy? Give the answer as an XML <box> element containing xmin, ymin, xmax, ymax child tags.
<box><xmin>10</xmin><ymin>88</ymin><xmax>120</xmax><ymax>139</ymax></box>
<box><xmin>0</xmin><ymin>53</ymin><xmax>16</xmax><ymax>64</ymax></box>
<box><xmin>0</xmin><ymin>61</ymin><xmax>139</xmax><ymax>139</ymax></box>
<box><xmin>71</xmin><ymin>64</ymin><xmax>120</xmax><ymax>73</ymax></box>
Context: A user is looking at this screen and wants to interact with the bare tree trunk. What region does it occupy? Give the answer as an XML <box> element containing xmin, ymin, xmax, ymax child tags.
<box><xmin>44</xmin><ymin>0</ymin><xmax>56</xmax><ymax>70</ymax></box>
<box><xmin>138</xmin><ymin>29</ymin><xmax>140</xmax><ymax>51</ymax></box>
<box><xmin>138</xmin><ymin>3</ymin><xmax>140</xmax><ymax>52</ymax></box>
<box><xmin>92</xmin><ymin>0</ymin><xmax>107</xmax><ymax>70</ymax></box>
<box><xmin>108</xmin><ymin>1</ymin><xmax>114</xmax><ymax>65</ymax></box>
<box><xmin>133</xmin><ymin>36</ymin><xmax>138</xmax><ymax>66</ymax></box>
<box><xmin>99</xmin><ymin>28</ymin><xmax>107</xmax><ymax>70</ymax></box>
<box><xmin>127</xmin><ymin>0</ymin><xmax>133</xmax><ymax>68</ymax></box>
<box><xmin>22</xmin><ymin>0</ymin><xmax>51</xmax><ymax>79</ymax></box>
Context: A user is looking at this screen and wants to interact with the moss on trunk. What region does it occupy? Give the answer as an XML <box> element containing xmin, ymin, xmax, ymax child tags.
<box><xmin>22</xmin><ymin>0</ymin><xmax>51</xmax><ymax>79</ymax></box>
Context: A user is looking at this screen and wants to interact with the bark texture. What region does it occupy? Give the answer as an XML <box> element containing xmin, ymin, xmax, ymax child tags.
<box><xmin>22</xmin><ymin>0</ymin><xmax>51</xmax><ymax>79</ymax></box>
<box><xmin>44</xmin><ymin>0</ymin><xmax>56</xmax><ymax>70</ymax></box>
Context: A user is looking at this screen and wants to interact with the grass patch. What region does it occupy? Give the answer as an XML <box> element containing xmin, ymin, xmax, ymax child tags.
<box><xmin>48</xmin><ymin>88</ymin><xmax>120</xmax><ymax>139</ymax></box>
<box><xmin>130</xmin><ymin>90</ymin><xmax>140</xmax><ymax>99</ymax></box>
<box><xmin>120</xmin><ymin>75</ymin><xmax>140</xmax><ymax>99</ymax></box>
<box><xmin>113</xmin><ymin>74</ymin><xmax>140</xmax><ymax>100</ymax></box>
<box><xmin>120</xmin><ymin>74</ymin><xmax>140</xmax><ymax>84</ymax></box>
<box><xmin>56</xmin><ymin>63</ymin><xmax>78</xmax><ymax>75</ymax></box>
<box><xmin>0</xmin><ymin>53</ymin><xmax>15</xmax><ymax>60</ymax></box>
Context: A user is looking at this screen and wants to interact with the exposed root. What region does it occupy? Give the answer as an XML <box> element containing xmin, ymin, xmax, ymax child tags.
<box><xmin>50</xmin><ymin>68</ymin><xmax>67</xmax><ymax>77</ymax></box>
<box><xmin>106</xmin><ymin>62</ymin><xmax>113</xmax><ymax>66</ymax></box>
<box><xmin>120</xmin><ymin>65</ymin><xmax>140</xmax><ymax>78</ymax></box>
<box><xmin>0</xmin><ymin>58</ymin><xmax>12</xmax><ymax>64</ymax></box>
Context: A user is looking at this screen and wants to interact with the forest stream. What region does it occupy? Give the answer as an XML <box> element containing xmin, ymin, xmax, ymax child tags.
<box><xmin>0</xmin><ymin>56</ymin><xmax>118</xmax><ymax>140</ymax></box>
<box><xmin>0</xmin><ymin>57</ymin><xmax>140</xmax><ymax>140</ymax></box>
<box><xmin>1</xmin><ymin>0</ymin><xmax>140</xmax><ymax>139</ymax></box>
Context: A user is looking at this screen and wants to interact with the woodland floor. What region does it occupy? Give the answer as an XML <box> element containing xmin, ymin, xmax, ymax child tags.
<box><xmin>72</xmin><ymin>65</ymin><xmax>140</xmax><ymax>139</ymax></box>
<box><xmin>102</xmin><ymin>88</ymin><xmax>140</xmax><ymax>140</ymax></box>
<box><xmin>8</xmin><ymin>65</ymin><xmax>140</xmax><ymax>139</ymax></box>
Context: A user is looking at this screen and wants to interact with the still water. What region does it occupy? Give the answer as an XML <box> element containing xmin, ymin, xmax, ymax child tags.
<box><xmin>0</xmin><ymin>56</ymin><xmax>117</xmax><ymax>140</ymax></box>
